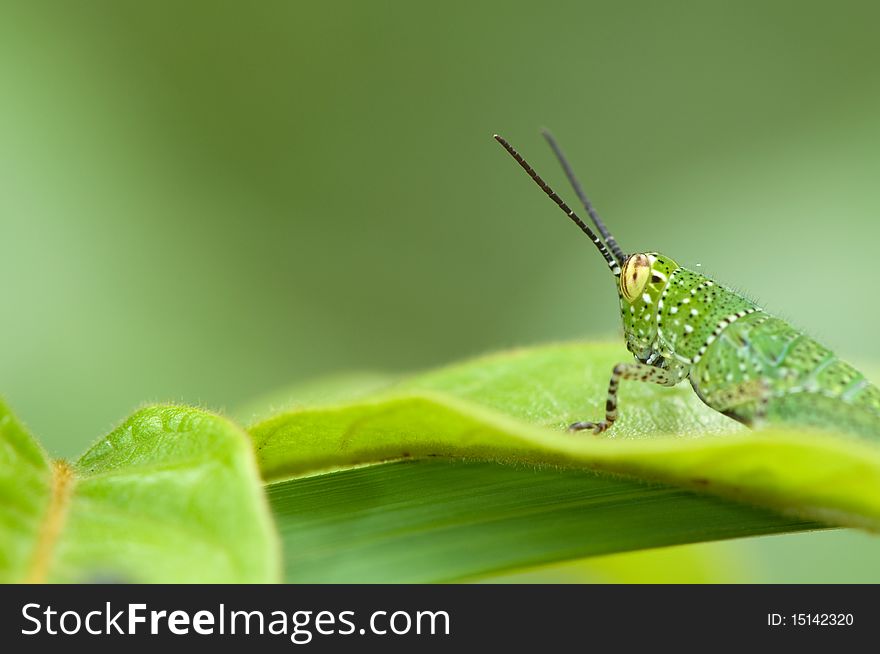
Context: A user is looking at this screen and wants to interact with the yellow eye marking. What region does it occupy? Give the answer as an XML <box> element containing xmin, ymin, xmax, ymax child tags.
<box><xmin>620</xmin><ymin>253</ymin><xmax>653</xmax><ymax>303</ymax></box>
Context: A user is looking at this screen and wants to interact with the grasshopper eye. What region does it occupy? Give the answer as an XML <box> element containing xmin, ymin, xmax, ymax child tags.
<box><xmin>620</xmin><ymin>254</ymin><xmax>651</xmax><ymax>303</ymax></box>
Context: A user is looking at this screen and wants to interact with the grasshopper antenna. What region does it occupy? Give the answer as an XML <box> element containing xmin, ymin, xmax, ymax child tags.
<box><xmin>541</xmin><ymin>129</ymin><xmax>627</xmax><ymax>265</ymax></box>
<box><xmin>493</xmin><ymin>134</ymin><xmax>621</xmax><ymax>276</ymax></box>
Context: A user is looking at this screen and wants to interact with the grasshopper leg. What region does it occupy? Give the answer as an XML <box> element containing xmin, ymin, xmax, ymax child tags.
<box><xmin>709</xmin><ymin>379</ymin><xmax>771</xmax><ymax>427</ymax></box>
<box><xmin>570</xmin><ymin>362</ymin><xmax>677</xmax><ymax>434</ymax></box>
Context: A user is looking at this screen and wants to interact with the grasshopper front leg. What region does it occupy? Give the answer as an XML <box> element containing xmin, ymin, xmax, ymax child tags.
<box><xmin>570</xmin><ymin>362</ymin><xmax>678</xmax><ymax>434</ymax></box>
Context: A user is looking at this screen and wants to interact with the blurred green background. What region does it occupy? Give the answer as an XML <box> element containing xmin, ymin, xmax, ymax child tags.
<box><xmin>2</xmin><ymin>0</ymin><xmax>880</xmax><ymax>581</ymax></box>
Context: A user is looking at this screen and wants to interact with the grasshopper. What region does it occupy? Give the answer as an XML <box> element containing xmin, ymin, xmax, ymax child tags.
<box><xmin>494</xmin><ymin>132</ymin><xmax>880</xmax><ymax>438</ymax></box>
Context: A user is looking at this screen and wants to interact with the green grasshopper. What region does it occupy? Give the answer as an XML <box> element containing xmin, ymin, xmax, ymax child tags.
<box><xmin>494</xmin><ymin>132</ymin><xmax>880</xmax><ymax>438</ymax></box>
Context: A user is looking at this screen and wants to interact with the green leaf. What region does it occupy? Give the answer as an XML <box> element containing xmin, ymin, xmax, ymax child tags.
<box><xmin>269</xmin><ymin>460</ymin><xmax>819</xmax><ymax>583</ymax></box>
<box><xmin>249</xmin><ymin>342</ymin><xmax>880</xmax><ymax>581</ymax></box>
<box><xmin>0</xmin><ymin>398</ymin><xmax>53</xmax><ymax>582</ymax></box>
<box><xmin>236</xmin><ymin>371</ymin><xmax>398</xmax><ymax>425</ymax></box>
<box><xmin>1</xmin><ymin>401</ymin><xmax>280</xmax><ymax>583</ymax></box>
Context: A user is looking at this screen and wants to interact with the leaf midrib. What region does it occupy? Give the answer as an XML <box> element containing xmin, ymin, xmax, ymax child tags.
<box><xmin>24</xmin><ymin>460</ymin><xmax>74</xmax><ymax>583</ymax></box>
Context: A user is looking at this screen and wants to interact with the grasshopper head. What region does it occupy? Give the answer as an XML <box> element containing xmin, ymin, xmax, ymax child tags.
<box><xmin>618</xmin><ymin>253</ymin><xmax>679</xmax><ymax>360</ymax></box>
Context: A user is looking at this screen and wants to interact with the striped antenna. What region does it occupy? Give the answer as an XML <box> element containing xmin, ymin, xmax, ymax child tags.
<box><xmin>541</xmin><ymin>129</ymin><xmax>627</xmax><ymax>265</ymax></box>
<box><xmin>493</xmin><ymin>134</ymin><xmax>621</xmax><ymax>276</ymax></box>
